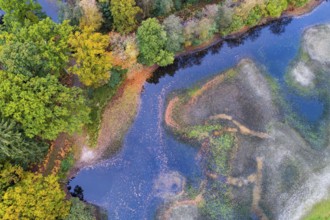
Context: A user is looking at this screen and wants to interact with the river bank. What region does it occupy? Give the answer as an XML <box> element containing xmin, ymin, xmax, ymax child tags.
<box><xmin>69</xmin><ymin>0</ymin><xmax>324</xmax><ymax>174</ymax></box>
<box><xmin>67</xmin><ymin>1</ymin><xmax>330</xmax><ymax>218</ymax></box>
<box><xmin>65</xmin><ymin>0</ymin><xmax>322</xmax><ymax>208</ymax></box>
<box><xmin>176</xmin><ymin>0</ymin><xmax>323</xmax><ymax>57</ymax></box>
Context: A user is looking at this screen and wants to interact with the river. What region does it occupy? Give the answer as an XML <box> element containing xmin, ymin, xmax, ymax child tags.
<box><xmin>37</xmin><ymin>1</ymin><xmax>330</xmax><ymax>219</ymax></box>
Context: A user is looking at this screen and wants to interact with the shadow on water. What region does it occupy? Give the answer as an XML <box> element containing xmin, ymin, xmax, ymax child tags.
<box><xmin>69</xmin><ymin>1</ymin><xmax>330</xmax><ymax>219</ymax></box>
<box><xmin>148</xmin><ymin>17</ymin><xmax>292</xmax><ymax>84</ymax></box>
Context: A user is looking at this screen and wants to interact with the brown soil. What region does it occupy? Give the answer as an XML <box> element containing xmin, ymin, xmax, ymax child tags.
<box><xmin>73</xmin><ymin>65</ymin><xmax>157</xmax><ymax>169</ymax></box>
<box><xmin>39</xmin><ymin>133</ymin><xmax>72</xmax><ymax>176</ymax></box>
<box><xmin>165</xmin><ymin>97</ymin><xmax>181</xmax><ymax>130</ymax></box>
<box><xmin>252</xmin><ymin>158</ymin><xmax>268</xmax><ymax>220</ymax></box>
<box><xmin>210</xmin><ymin>114</ymin><xmax>270</xmax><ymax>139</ymax></box>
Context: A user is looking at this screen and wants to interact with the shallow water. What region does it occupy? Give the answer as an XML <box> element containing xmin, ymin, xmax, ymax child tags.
<box><xmin>52</xmin><ymin>2</ymin><xmax>330</xmax><ymax>219</ymax></box>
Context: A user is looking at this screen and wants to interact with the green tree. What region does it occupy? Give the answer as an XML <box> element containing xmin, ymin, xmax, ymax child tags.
<box><xmin>98</xmin><ymin>0</ymin><xmax>113</xmax><ymax>32</ymax></box>
<box><xmin>0</xmin><ymin>18</ymin><xmax>73</xmax><ymax>77</ymax></box>
<box><xmin>0</xmin><ymin>0</ymin><xmax>45</xmax><ymax>28</ymax></box>
<box><xmin>69</xmin><ymin>28</ymin><xmax>112</xmax><ymax>88</ymax></box>
<box><xmin>154</xmin><ymin>0</ymin><xmax>174</xmax><ymax>16</ymax></box>
<box><xmin>288</xmin><ymin>0</ymin><xmax>308</xmax><ymax>7</ymax></box>
<box><xmin>266</xmin><ymin>0</ymin><xmax>288</xmax><ymax>18</ymax></box>
<box><xmin>0</xmin><ymin>117</ymin><xmax>47</xmax><ymax>167</ymax></box>
<box><xmin>0</xmin><ymin>172</ymin><xmax>70</xmax><ymax>220</ymax></box>
<box><xmin>65</xmin><ymin>198</ymin><xmax>96</xmax><ymax>220</ymax></box>
<box><xmin>111</xmin><ymin>0</ymin><xmax>142</xmax><ymax>34</ymax></box>
<box><xmin>163</xmin><ymin>15</ymin><xmax>184</xmax><ymax>53</ymax></box>
<box><xmin>0</xmin><ymin>71</ymin><xmax>90</xmax><ymax>140</ymax></box>
<box><xmin>137</xmin><ymin>18</ymin><xmax>174</xmax><ymax>66</ymax></box>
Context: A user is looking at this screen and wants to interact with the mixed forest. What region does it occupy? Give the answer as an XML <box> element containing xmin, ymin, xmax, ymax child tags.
<box><xmin>0</xmin><ymin>0</ymin><xmax>317</xmax><ymax>219</ymax></box>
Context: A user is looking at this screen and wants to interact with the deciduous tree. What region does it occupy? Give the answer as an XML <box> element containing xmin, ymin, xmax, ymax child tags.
<box><xmin>0</xmin><ymin>163</ymin><xmax>23</xmax><ymax>198</ymax></box>
<box><xmin>266</xmin><ymin>0</ymin><xmax>288</xmax><ymax>18</ymax></box>
<box><xmin>0</xmin><ymin>0</ymin><xmax>45</xmax><ymax>28</ymax></box>
<box><xmin>111</xmin><ymin>0</ymin><xmax>142</xmax><ymax>34</ymax></box>
<box><xmin>69</xmin><ymin>28</ymin><xmax>112</xmax><ymax>87</ymax></box>
<box><xmin>79</xmin><ymin>0</ymin><xmax>104</xmax><ymax>31</ymax></box>
<box><xmin>184</xmin><ymin>19</ymin><xmax>198</xmax><ymax>47</ymax></box>
<box><xmin>137</xmin><ymin>18</ymin><xmax>174</xmax><ymax>66</ymax></box>
<box><xmin>0</xmin><ymin>71</ymin><xmax>90</xmax><ymax>140</ymax></box>
<box><xmin>154</xmin><ymin>0</ymin><xmax>174</xmax><ymax>16</ymax></box>
<box><xmin>163</xmin><ymin>15</ymin><xmax>184</xmax><ymax>53</ymax></box>
<box><xmin>0</xmin><ymin>18</ymin><xmax>73</xmax><ymax>77</ymax></box>
<box><xmin>0</xmin><ymin>172</ymin><xmax>70</xmax><ymax>220</ymax></box>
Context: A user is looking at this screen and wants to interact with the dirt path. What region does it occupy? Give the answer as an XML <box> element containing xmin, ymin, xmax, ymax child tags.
<box><xmin>210</xmin><ymin>114</ymin><xmax>270</xmax><ymax>139</ymax></box>
<box><xmin>39</xmin><ymin>133</ymin><xmax>72</xmax><ymax>176</ymax></box>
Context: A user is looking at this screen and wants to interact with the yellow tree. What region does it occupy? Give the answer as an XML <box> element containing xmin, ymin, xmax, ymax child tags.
<box><xmin>111</xmin><ymin>0</ymin><xmax>142</xmax><ymax>34</ymax></box>
<box><xmin>0</xmin><ymin>170</ymin><xmax>70</xmax><ymax>220</ymax></box>
<box><xmin>79</xmin><ymin>0</ymin><xmax>104</xmax><ymax>31</ymax></box>
<box><xmin>69</xmin><ymin>27</ymin><xmax>112</xmax><ymax>88</ymax></box>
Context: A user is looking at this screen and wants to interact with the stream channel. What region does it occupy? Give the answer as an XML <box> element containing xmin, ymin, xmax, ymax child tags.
<box><xmin>37</xmin><ymin>1</ymin><xmax>330</xmax><ymax>219</ymax></box>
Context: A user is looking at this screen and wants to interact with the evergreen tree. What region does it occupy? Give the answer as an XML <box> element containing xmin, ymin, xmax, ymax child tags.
<box><xmin>0</xmin><ymin>117</ymin><xmax>47</xmax><ymax>167</ymax></box>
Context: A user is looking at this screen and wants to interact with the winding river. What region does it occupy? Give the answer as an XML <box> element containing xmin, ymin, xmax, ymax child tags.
<box><xmin>37</xmin><ymin>1</ymin><xmax>330</xmax><ymax>219</ymax></box>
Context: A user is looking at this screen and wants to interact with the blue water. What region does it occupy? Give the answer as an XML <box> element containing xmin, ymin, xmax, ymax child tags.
<box><xmin>37</xmin><ymin>0</ymin><xmax>60</xmax><ymax>22</ymax></box>
<box><xmin>54</xmin><ymin>2</ymin><xmax>330</xmax><ymax>219</ymax></box>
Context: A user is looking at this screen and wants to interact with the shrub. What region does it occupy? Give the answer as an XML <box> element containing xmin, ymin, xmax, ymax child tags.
<box><xmin>65</xmin><ymin>198</ymin><xmax>96</xmax><ymax>220</ymax></box>
<box><xmin>163</xmin><ymin>15</ymin><xmax>184</xmax><ymax>53</ymax></box>
<box><xmin>246</xmin><ymin>5</ymin><xmax>264</xmax><ymax>27</ymax></box>
<box><xmin>266</xmin><ymin>0</ymin><xmax>288</xmax><ymax>18</ymax></box>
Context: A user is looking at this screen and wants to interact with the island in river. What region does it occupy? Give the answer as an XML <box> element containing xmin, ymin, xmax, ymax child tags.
<box><xmin>162</xmin><ymin>22</ymin><xmax>330</xmax><ymax>219</ymax></box>
<box><xmin>69</xmin><ymin>2</ymin><xmax>330</xmax><ymax>219</ymax></box>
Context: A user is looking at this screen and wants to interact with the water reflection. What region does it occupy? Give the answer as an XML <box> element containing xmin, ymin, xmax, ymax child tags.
<box><xmin>148</xmin><ymin>49</ymin><xmax>212</xmax><ymax>84</ymax></box>
<box><xmin>149</xmin><ymin>18</ymin><xmax>292</xmax><ymax>85</ymax></box>
<box><xmin>70</xmin><ymin>2</ymin><xmax>330</xmax><ymax>219</ymax></box>
<box><xmin>269</xmin><ymin>17</ymin><xmax>293</xmax><ymax>35</ymax></box>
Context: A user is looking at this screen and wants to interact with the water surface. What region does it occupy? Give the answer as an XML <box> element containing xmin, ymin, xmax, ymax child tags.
<box><xmin>65</xmin><ymin>2</ymin><xmax>330</xmax><ymax>219</ymax></box>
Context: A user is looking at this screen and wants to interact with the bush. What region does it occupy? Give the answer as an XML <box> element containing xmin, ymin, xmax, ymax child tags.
<box><xmin>266</xmin><ymin>0</ymin><xmax>288</xmax><ymax>18</ymax></box>
<box><xmin>227</xmin><ymin>14</ymin><xmax>245</xmax><ymax>33</ymax></box>
<box><xmin>58</xmin><ymin>153</ymin><xmax>75</xmax><ymax>180</ymax></box>
<box><xmin>288</xmin><ymin>0</ymin><xmax>308</xmax><ymax>7</ymax></box>
<box><xmin>163</xmin><ymin>15</ymin><xmax>184</xmax><ymax>53</ymax></box>
<box><xmin>217</xmin><ymin>5</ymin><xmax>233</xmax><ymax>32</ymax></box>
<box><xmin>246</xmin><ymin>6</ymin><xmax>264</xmax><ymax>27</ymax></box>
<box><xmin>65</xmin><ymin>198</ymin><xmax>96</xmax><ymax>220</ymax></box>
